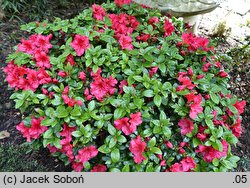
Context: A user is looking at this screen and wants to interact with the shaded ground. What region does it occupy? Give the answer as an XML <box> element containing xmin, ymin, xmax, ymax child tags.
<box><xmin>0</xmin><ymin>1</ymin><xmax>249</xmax><ymax>171</ymax></box>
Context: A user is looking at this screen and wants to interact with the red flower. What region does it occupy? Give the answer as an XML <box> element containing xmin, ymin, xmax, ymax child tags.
<box><xmin>92</xmin><ymin>4</ymin><xmax>106</xmax><ymax>21</ymax></box>
<box><xmin>218</xmin><ymin>71</ymin><xmax>228</xmax><ymax>78</ymax></box>
<box><xmin>75</xmin><ymin>146</ymin><xmax>98</xmax><ymax>165</ymax></box>
<box><xmin>202</xmin><ymin>63</ymin><xmax>212</xmax><ymax>72</ymax></box>
<box><xmin>148</xmin><ymin>17</ymin><xmax>159</xmax><ymax>28</ymax></box>
<box><xmin>149</xmin><ymin>66</ymin><xmax>158</xmax><ymax>78</ymax></box>
<box><xmin>90</xmin><ymin>75</ymin><xmax>117</xmax><ymax>101</ymax></box>
<box><xmin>16</xmin><ymin>117</ymin><xmax>48</xmax><ymax>142</ymax></box>
<box><xmin>114</xmin><ymin>112</ymin><xmax>142</xmax><ymax>135</ymax></box>
<box><xmin>196</xmin><ymin>140</ymin><xmax>228</xmax><ymax>162</ymax></box>
<box><xmin>118</xmin><ymin>35</ymin><xmax>133</xmax><ymax>50</ymax></box>
<box><xmin>170</xmin><ymin>163</ymin><xmax>183</xmax><ymax>172</ymax></box>
<box><xmin>66</xmin><ymin>54</ymin><xmax>76</xmax><ymax>66</ymax></box>
<box><xmin>72</xmin><ymin>162</ymin><xmax>84</xmax><ymax>172</ymax></box>
<box><xmin>79</xmin><ymin>71</ymin><xmax>86</xmax><ymax>82</ymax></box>
<box><xmin>58</xmin><ymin>71</ymin><xmax>68</xmax><ymax>77</ymax></box>
<box><xmin>114</xmin><ymin>117</ymin><xmax>131</xmax><ymax>135</ymax></box>
<box><xmin>136</xmin><ymin>33</ymin><xmax>151</xmax><ymax>42</ymax></box>
<box><xmin>118</xmin><ymin>80</ymin><xmax>128</xmax><ymax>94</ymax></box>
<box><xmin>164</xmin><ymin>19</ymin><xmax>175</xmax><ymax>37</ymax></box>
<box><xmin>170</xmin><ymin>157</ymin><xmax>196</xmax><ymax>172</ymax></box>
<box><xmin>231</xmin><ymin>118</ymin><xmax>242</xmax><ymax>138</ymax></box>
<box><xmin>180</xmin><ymin>157</ymin><xmax>196</xmax><ymax>171</ymax></box>
<box><xmin>114</xmin><ymin>0</ymin><xmax>132</xmax><ymax>7</ymax></box>
<box><xmin>35</xmin><ymin>51</ymin><xmax>51</xmax><ymax>69</ymax></box>
<box><xmin>165</xmin><ymin>140</ymin><xmax>173</xmax><ymax>149</ymax></box>
<box><xmin>178</xmin><ymin>118</ymin><xmax>194</xmax><ymax>135</ymax></box>
<box><xmin>35</xmin><ymin>34</ymin><xmax>52</xmax><ymax>53</ymax></box>
<box><xmin>84</xmin><ymin>88</ymin><xmax>93</xmax><ymax>101</ymax></box>
<box><xmin>185</xmin><ymin>92</ymin><xmax>203</xmax><ymax>119</ymax></box>
<box><xmin>91</xmin><ymin>164</ymin><xmax>107</xmax><ymax>172</ymax></box>
<box><xmin>18</xmin><ymin>39</ymin><xmax>34</xmax><ymax>54</ymax></box>
<box><xmin>71</xmin><ymin>34</ymin><xmax>90</xmax><ymax>56</ymax></box>
<box><xmin>233</xmin><ymin>100</ymin><xmax>246</xmax><ymax>115</ymax></box>
<box><xmin>129</xmin><ymin>136</ymin><xmax>146</xmax><ymax>164</ymax></box>
<box><xmin>129</xmin><ymin>112</ymin><xmax>142</xmax><ymax>128</ymax></box>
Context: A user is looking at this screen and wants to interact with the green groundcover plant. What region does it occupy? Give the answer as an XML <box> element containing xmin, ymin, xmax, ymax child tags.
<box><xmin>4</xmin><ymin>0</ymin><xmax>246</xmax><ymax>172</ymax></box>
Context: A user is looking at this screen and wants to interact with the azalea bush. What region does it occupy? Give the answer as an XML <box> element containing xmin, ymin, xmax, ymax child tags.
<box><xmin>4</xmin><ymin>0</ymin><xmax>246</xmax><ymax>172</ymax></box>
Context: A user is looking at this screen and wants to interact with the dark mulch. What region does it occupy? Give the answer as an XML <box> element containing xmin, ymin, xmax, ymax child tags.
<box><xmin>0</xmin><ymin>2</ymin><xmax>249</xmax><ymax>171</ymax></box>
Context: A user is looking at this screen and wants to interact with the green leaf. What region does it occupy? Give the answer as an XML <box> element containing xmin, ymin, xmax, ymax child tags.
<box><xmin>111</xmin><ymin>148</ymin><xmax>120</xmax><ymax>163</ymax></box>
<box><xmin>88</xmin><ymin>100</ymin><xmax>96</xmax><ymax>111</ymax></box>
<box><xmin>205</xmin><ymin>118</ymin><xmax>214</xmax><ymax>128</ymax></box>
<box><xmin>150</xmin><ymin>147</ymin><xmax>162</xmax><ymax>154</ymax></box>
<box><xmin>210</xmin><ymin>92</ymin><xmax>219</xmax><ymax>104</ymax></box>
<box><xmin>117</xmin><ymin>135</ymin><xmax>127</xmax><ymax>143</ymax></box>
<box><xmin>212</xmin><ymin>158</ymin><xmax>220</xmax><ymax>167</ymax></box>
<box><xmin>153</xmin><ymin>95</ymin><xmax>162</xmax><ymax>107</ymax></box>
<box><xmin>228</xmin><ymin>105</ymin><xmax>238</xmax><ymax>115</ymax></box>
<box><xmin>148</xmin><ymin>137</ymin><xmax>156</xmax><ymax>147</ymax></box>
<box><xmin>212</xmin><ymin>140</ymin><xmax>223</xmax><ymax>152</ymax></box>
<box><xmin>70</xmin><ymin>107</ymin><xmax>81</xmax><ymax>117</ymax></box>
<box><xmin>122</xmin><ymin>164</ymin><xmax>130</xmax><ymax>172</ymax></box>
<box><xmin>15</xmin><ymin>100</ymin><xmax>24</xmax><ymax>108</ymax></box>
<box><xmin>53</xmin><ymin>137</ymin><xmax>62</xmax><ymax>149</ymax></box>
<box><xmin>43</xmin><ymin>129</ymin><xmax>53</xmax><ymax>139</ymax></box>
<box><xmin>98</xmin><ymin>145</ymin><xmax>111</xmax><ymax>154</ymax></box>
<box><xmin>143</xmin><ymin>90</ymin><xmax>154</xmax><ymax>97</ymax></box>
<box><xmin>108</xmin><ymin>124</ymin><xmax>116</xmax><ymax>135</ymax></box>
<box><xmin>114</xmin><ymin>108</ymin><xmax>124</xmax><ymax>120</ymax></box>
<box><xmin>109</xmin><ymin>137</ymin><xmax>117</xmax><ymax>148</ymax></box>
<box><xmin>72</xmin><ymin>131</ymin><xmax>82</xmax><ymax>138</ymax></box>
<box><xmin>41</xmin><ymin>118</ymin><xmax>57</xmax><ymax>127</ymax></box>
<box><xmin>56</xmin><ymin>106</ymin><xmax>69</xmax><ymax>118</ymax></box>
<box><xmin>159</xmin><ymin>63</ymin><xmax>166</xmax><ymax>73</ymax></box>
<box><xmin>162</xmin><ymin>126</ymin><xmax>171</xmax><ymax>138</ymax></box>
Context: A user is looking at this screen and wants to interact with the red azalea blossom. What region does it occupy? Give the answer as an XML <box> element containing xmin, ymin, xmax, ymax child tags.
<box><xmin>149</xmin><ymin>66</ymin><xmax>158</xmax><ymax>78</ymax></box>
<box><xmin>185</xmin><ymin>92</ymin><xmax>203</xmax><ymax>119</ymax></box>
<box><xmin>170</xmin><ymin>157</ymin><xmax>196</xmax><ymax>172</ymax></box>
<box><xmin>90</xmin><ymin>74</ymin><xmax>117</xmax><ymax>101</ymax></box>
<box><xmin>92</xmin><ymin>4</ymin><xmax>106</xmax><ymax>21</ymax></box>
<box><xmin>72</xmin><ymin>162</ymin><xmax>84</xmax><ymax>172</ymax></box>
<box><xmin>79</xmin><ymin>71</ymin><xmax>86</xmax><ymax>82</ymax></box>
<box><xmin>66</xmin><ymin>54</ymin><xmax>76</xmax><ymax>66</ymax></box>
<box><xmin>148</xmin><ymin>17</ymin><xmax>159</xmax><ymax>28</ymax></box>
<box><xmin>165</xmin><ymin>140</ymin><xmax>173</xmax><ymax>149</ymax></box>
<box><xmin>118</xmin><ymin>35</ymin><xmax>133</xmax><ymax>50</ymax></box>
<box><xmin>164</xmin><ymin>19</ymin><xmax>175</xmax><ymax>37</ymax></box>
<box><xmin>181</xmin><ymin>33</ymin><xmax>210</xmax><ymax>52</ymax></box>
<box><xmin>71</xmin><ymin>34</ymin><xmax>90</xmax><ymax>56</ymax></box>
<box><xmin>114</xmin><ymin>0</ymin><xmax>132</xmax><ymax>7</ymax></box>
<box><xmin>16</xmin><ymin>117</ymin><xmax>47</xmax><ymax>142</ymax></box>
<box><xmin>231</xmin><ymin>118</ymin><xmax>242</xmax><ymax>138</ymax></box>
<box><xmin>129</xmin><ymin>136</ymin><xmax>146</xmax><ymax>164</ymax></box>
<box><xmin>218</xmin><ymin>71</ymin><xmax>228</xmax><ymax>78</ymax></box>
<box><xmin>178</xmin><ymin>118</ymin><xmax>194</xmax><ymax>135</ymax></box>
<box><xmin>136</xmin><ymin>33</ymin><xmax>151</xmax><ymax>42</ymax></box>
<box><xmin>91</xmin><ymin>164</ymin><xmax>107</xmax><ymax>172</ymax></box>
<box><xmin>196</xmin><ymin>140</ymin><xmax>228</xmax><ymax>163</ymax></box>
<box><xmin>4</xmin><ymin>61</ymin><xmax>52</xmax><ymax>91</ymax></box>
<box><xmin>233</xmin><ymin>100</ymin><xmax>246</xmax><ymax>115</ymax></box>
<box><xmin>118</xmin><ymin>80</ymin><xmax>128</xmax><ymax>94</ymax></box>
<box><xmin>177</xmin><ymin>72</ymin><xmax>197</xmax><ymax>91</ymax></box>
<box><xmin>129</xmin><ymin>112</ymin><xmax>142</xmax><ymax>127</ymax></box>
<box><xmin>75</xmin><ymin>146</ymin><xmax>98</xmax><ymax>165</ymax></box>
<box><xmin>114</xmin><ymin>112</ymin><xmax>142</xmax><ymax>135</ymax></box>
<box><xmin>84</xmin><ymin>88</ymin><xmax>93</xmax><ymax>101</ymax></box>
<box><xmin>114</xmin><ymin>117</ymin><xmax>131</xmax><ymax>135</ymax></box>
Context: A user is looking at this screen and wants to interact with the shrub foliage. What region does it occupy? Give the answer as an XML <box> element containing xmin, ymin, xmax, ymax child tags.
<box><xmin>4</xmin><ymin>0</ymin><xmax>246</xmax><ymax>172</ymax></box>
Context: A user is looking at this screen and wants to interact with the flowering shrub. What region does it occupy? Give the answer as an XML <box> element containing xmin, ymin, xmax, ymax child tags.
<box><xmin>4</xmin><ymin>1</ymin><xmax>246</xmax><ymax>172</ymax></box>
